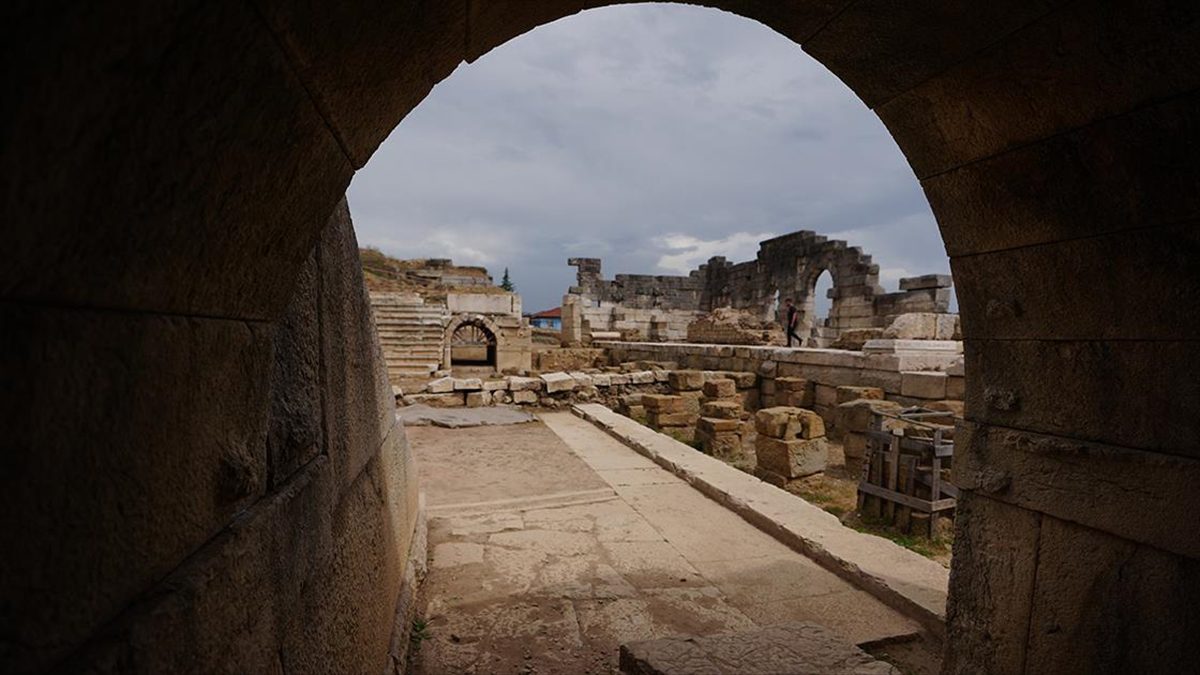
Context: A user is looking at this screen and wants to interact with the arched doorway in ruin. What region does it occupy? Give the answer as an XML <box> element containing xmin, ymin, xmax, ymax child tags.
<box><xmin>448</xmin><ymin>318</ymin><xmax>497</xmax><ymax>369</ymax></box>
<box><xmin>6</xmin><ymin>2</ymin><xmax>1197</xmax><ymax>673</ymax></box>
<box><xmin>806</xmin><ymin>269</ymin><xmax>835</xmax><ymax>347</ymax></box>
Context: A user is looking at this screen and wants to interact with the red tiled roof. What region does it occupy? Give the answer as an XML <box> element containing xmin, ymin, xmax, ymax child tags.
<box><xmin>531</xmin><ymin>307</ymin><xmax>561</xmax><ymax>318</ymax></box>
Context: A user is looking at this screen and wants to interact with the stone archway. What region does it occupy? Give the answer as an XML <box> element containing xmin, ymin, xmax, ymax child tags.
<box><xmin>444</xmin><ymin>314</ymin><xmax>504</xmax><ymax>370</ymax></box>
<box><xmin>4</xmin><ymin>2</ymin><xmax>1198</xmax><ymax>673</ymax></box>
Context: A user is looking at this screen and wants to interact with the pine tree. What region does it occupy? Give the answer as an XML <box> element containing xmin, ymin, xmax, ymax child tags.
<box><xmin>500</xmin><ymin>267</ymin><xmax>515</xmax><ymax>292</ymax></box>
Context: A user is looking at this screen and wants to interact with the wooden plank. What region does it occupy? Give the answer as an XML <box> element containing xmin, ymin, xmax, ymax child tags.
<box><xmin>885</xmin><ymin>435</ymin><xmax>900</xmax><ymax>522</ymax></box>
<box><xmin>856</xmin><ymin>482</ymin><xmax>957</xmax><ymax>513</ymax></box>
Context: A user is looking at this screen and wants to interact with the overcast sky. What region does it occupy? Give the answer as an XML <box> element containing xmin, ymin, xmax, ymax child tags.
<box><xmin>347</xmin><ymin>3</ymin><xmax>950</xmax><ymax>314</ymax></box>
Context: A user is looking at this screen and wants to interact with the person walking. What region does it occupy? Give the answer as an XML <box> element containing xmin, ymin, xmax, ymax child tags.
<box><xmin>783</xmin><ymin>298</ymin><xmax>802</xmax><ymax>347</ymax></box>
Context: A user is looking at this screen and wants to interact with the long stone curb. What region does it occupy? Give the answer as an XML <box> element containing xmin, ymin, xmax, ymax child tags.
<box><xmin>571</xmin><ymin>403</ymin><xmax>949</xmax><ymax>637</ymax></box>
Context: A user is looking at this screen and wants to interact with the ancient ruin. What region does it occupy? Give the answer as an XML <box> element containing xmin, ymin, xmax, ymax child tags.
<box><xmin>6</xmin><ymin>2</ymin><xmax>1198</xmax><ymax>675</ymax></box>
<box><xmin>561</xmin><ymin>232</ymin><xmax>955</xmax><ymax>348</ymax></box>
<box><xmin>364</xmin><ymin>255</ymin><xmax>532</xmax><ymax>377</ymax></box>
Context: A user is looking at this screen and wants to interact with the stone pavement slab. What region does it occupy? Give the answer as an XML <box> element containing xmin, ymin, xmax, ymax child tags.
<box><xmin>571</xmin><ymin>403</ymin><xmax>949</xmax><ymax>635</ymax></box>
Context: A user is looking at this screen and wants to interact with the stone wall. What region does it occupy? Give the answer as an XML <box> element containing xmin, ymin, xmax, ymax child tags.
<box><xmin>565</xmin><ymin>234</ymin><xmax>953</xmax><ymax>345</ymax></box>
<box><xmin>600</xmin><ymin>340</ymin><xmax>965</xmax><ymax>433</ymax></box>
<box><xmin>1</xmin><ymin>201</ymin><xmax>423</xmax><ymax>673</ymax></box>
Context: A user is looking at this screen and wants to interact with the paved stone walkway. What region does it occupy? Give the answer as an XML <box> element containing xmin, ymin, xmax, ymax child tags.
<box><xmin>408</xmin><ymin>413</ymin><xmax>921</xmax><ymax>674</ymax></box>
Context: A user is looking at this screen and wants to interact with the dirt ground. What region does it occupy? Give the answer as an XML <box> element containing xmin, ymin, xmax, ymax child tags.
<box><xmin>406</xmin><ymin>415</ymin><xmax>942</xmax><ymax>674</ymax></box>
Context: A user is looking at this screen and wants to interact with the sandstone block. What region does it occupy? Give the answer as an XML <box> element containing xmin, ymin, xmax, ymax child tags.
<box><xmin>653</xmin><ymin>370</ymin><xmax>670</xmax><ymax>383</ymax></box>
<box><xmin>507</xmin><ymin>376</ymin><xmax>542</xmax><ymax>392</ymax></box>
<box><xmin>702</xmin><ymin>379</ymin><xmax>736</xmax><ymax>398</ymax></box>
<box><xmin>696</xmin><ymin>429</ymin><xmax>742</xmax><ymax>457</ymax></box>
<box><xmin>625</xmin><ymin>405</ymin><xmax>646</xmax><ymax>421</ymax></box>
<box><xmin>775</xmin><ymin>376</ymin><xmax>810</xmax><ymax>392</ymax></box>
<box><xmin>697</xmin><ymin>417</ymin><xmax>740</xmax><ymax>433</ymax></box>
<box><xmin>427</xmin><ymin>376</ymin><xmax>454</xmax><ymax>394</ymax></box>
<box><xmin>756</xmin><ymin>436</ymin><xmax>829</xmax><ymax>478</ymax></box>
<box><xmin>512</xmin><ymin>390</ymin><xmax>538</xmax><ymax>404</ymax></box>
<box><xmin>541</xmin><ymin>372</ymin><xmax>577</xmax><ymax>393</ymax></box>
<box><xmin>649</xmin><ymin>411</ymin><xmax>697</xmax><ymax>427</ymax></box>
<box><xmin>642</xmin><ymin>394</ymin><xmax>683</xmax><ymax>413</ymax></box>
<box><xmin>591</xmin><ymin>373</ymin><xmax>612</xmax><ymax>387</ymax></box>
<box><xmin>465</xmin><ymin>391</ymin><xmax>487</xmax><ymax>407</ymax></box>
<box><xmin>901</xmin><ymin>371</ymin><xmax>948</xmax><ymax>399</ymax></box>
<box><xmin>568</xmin><ymin>371</ymin><xmax>594</xmax><ymax>387</ymax></box>
<box><xmin>678</xmin><ymin>390</ymin><xmax>703</xmax><ymax>414</ymax></box>
<box><xmin>482</xmin><ymin>379</ymin><xmax>508</xmax><ymax>391</ymax></box>
<box><xmin>899</xmin><ymin>274</ymin><xmax>953</xmax><ymax>290</ymax></box>
<box><xmin>834</xmin><ymin>399</ymin><xmax>904</xmax><ymax>436</ymax></box>
<box><xmin>814</xmin><ymin>383</ymin><xmax>839</xmax><ymax>407</ymax></box>
<box><xmin>700</xmin><ymin>401</ymin><xmax>742</xmax><ymax>419</ymax></box>
<box><xmin>843</xmin><ymin>432</ymin><xmax>870</xmax><ymax>460</ymax></box>
<box><xmin>836</xmin><ymin>386</ymin><xmax>884</xmax><ymax>404</ymax></box>
<box><xmin>759</xmin><ymin>360</ymin><xmax>777</xmax><ymax>377</ymax></box>
<box><xmin>629</xmin><ymin>370</ymin><xmax>656</xmax><ymax>384</ymax></box>
<box><xmin>405</xmin><ymin>392</ymin><xmax>464</xmax><ymax>408</ymax></box>
<box><xmin>754</xmin><ymin>407</ymin><xmax>826</xmax><ymax>440</ymax></box>
<box><xmin>668</xmin><ymin>369</ymin><xmax>704</xmax><ymax>391</ymax></box>
<box><xmin>453</xmin><ymin>378</ymin><xmax>482</xmax><ymax>391</ymax></box>
<box><xmin>609</xmin><ymin>374</ymin><xmax>630</xmax><ymax>386</ymax></box>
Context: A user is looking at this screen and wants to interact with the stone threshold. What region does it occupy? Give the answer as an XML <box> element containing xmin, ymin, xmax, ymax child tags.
<box><xmin>571</xmin><ymin>403</ymin><xmax>949</xmax><ymax>638</ymax></box>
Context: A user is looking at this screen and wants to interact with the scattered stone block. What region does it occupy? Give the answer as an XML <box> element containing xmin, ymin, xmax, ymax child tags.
<box><xmin>678</xmin><ymin>390</ymin><xmax>703</xmax><ymax>414</ymax></box>
<box><xmin>427</xmin><ymin>376</ymin><xmax>455</xmax><ymax>394</ymax></box>
<box><xmin>642</xmin><ymin>394</ymin><xmax>683</xmax><ymax>413</ymax></box>
<box><xmin>700</xmin><ymin>401</ymin><xmax>741</xmax><ymax>419</ymax></box>
<box><xmin>836</xmin><ymin>385</ymin><xmax>884</xmax><ymax>404</ymax></box>
<box><xmin>541</xmin><ymin>372</ymin><xmax>577</xmax><ymax>393</ymax></box>
<box><xmin>507</xmin><ymin>376</ymin><xmax>543</xmax><ymax>391</ymax></box>
<box><xmin>404</xmin><ymin>392</ymin><xmax>464</xmax><ymax>408</ymax></box>
<box><xmin>901</xmin><ymin>371</ymin><xmax>947</xmax><ymax>399</ymax></box>
<box><xmin>756</xmin><ymin>436</ymin><xmax>829</xmax><ymax>478</ymax></box>
<box><xmin>843</xmin><ymin>431</ymin><xmax>870</xmax><ymax>460</ymax></box>
<box><xmin>834</xmin><ymin>399</ymin><xmax>904</xmax><ymax>438</ymax></box>
<box><xmin>667</xmin><ymin>370</ymin><xmax>704</xmax><ymax>391</ymax></box>
<box><xmin>697</xmin><ymin>417</ymin><xmax>740</xmax><ymax>434</ymax></box>
<box><xmin>465</xmin><ymin>391</ymin><xmax>487</xmax><ymax>407</ymax></box>
<box><xmin>568</xmin><ymin>371</ymin><xmax>594</xmax><ymax>387</ymax></box>
<box><xmin>754</xmin><ymin>407</ymin><xmax>826</xmax><ymax>440</ymax></box>
<box><xmin>453</xmin><ymin>378</ymin><xmax>483</xmax><ymax>391</ymax></box>
<box><xmin>512</xmin><ymin>390</ymin><xmax>538</xmax><ymax>405</ymax></box>
<box><xmin>629</xmin><ymin>370</ymin><xmax>656</xmax><ymax>384</ymax></box>
<box><xmin>701</xmin><ymin>378</ymin><xmax>736</xmax><ymax>398</ymax></box>
<box><xmin>648</xmin><ymin>411</ymin><xmax>697</xmax><ymax>427</ymax></box>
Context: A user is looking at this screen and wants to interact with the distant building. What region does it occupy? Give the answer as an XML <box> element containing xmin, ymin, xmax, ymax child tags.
<box><xmin>528</xmin><ymin>307</ymin><xmax>562</xmax><ymax>330</ymax></box>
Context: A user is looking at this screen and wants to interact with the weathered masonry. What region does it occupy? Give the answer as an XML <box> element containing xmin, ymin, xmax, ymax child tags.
<box><xmin>5</xmin><ymin>2</ymin><xmax>1198</xmax><ymax>674</ymax></box>
<box><xmin>564</xmin><ymin>231</ymin><xmax>953</xmax><ymax>344</ymax></box>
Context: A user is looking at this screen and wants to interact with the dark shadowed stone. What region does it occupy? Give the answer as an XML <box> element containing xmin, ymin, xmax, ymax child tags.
<box><xmin>619</xmin><ymin>622</ymin><xmax>898</xmax><ymax>674</ymax></box>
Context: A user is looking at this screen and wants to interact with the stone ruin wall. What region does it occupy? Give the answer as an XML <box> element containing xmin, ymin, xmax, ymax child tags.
<box><xmin>563</xmin><ymin>231</ymin><xmax>954</xmax><ymax>346</ymax></box>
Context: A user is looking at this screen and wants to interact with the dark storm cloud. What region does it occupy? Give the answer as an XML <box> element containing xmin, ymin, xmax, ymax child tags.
<box><xmin>346</xmin><ymin>3</ymin><xmax>951</xmax><ymax>314</ymax></box>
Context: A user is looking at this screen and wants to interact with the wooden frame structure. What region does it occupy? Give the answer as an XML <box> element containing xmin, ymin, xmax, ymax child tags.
<box><xmin>856</xmin><ymin>408</ymin><xmax>957</xmax><ymax>536</ymax></box>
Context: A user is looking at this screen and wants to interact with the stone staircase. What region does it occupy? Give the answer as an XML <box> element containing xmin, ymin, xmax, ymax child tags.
<box><xmin>369</xmin><ymin>292</ymin><xmax>447</xmax><ymax>380</ymax></box>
